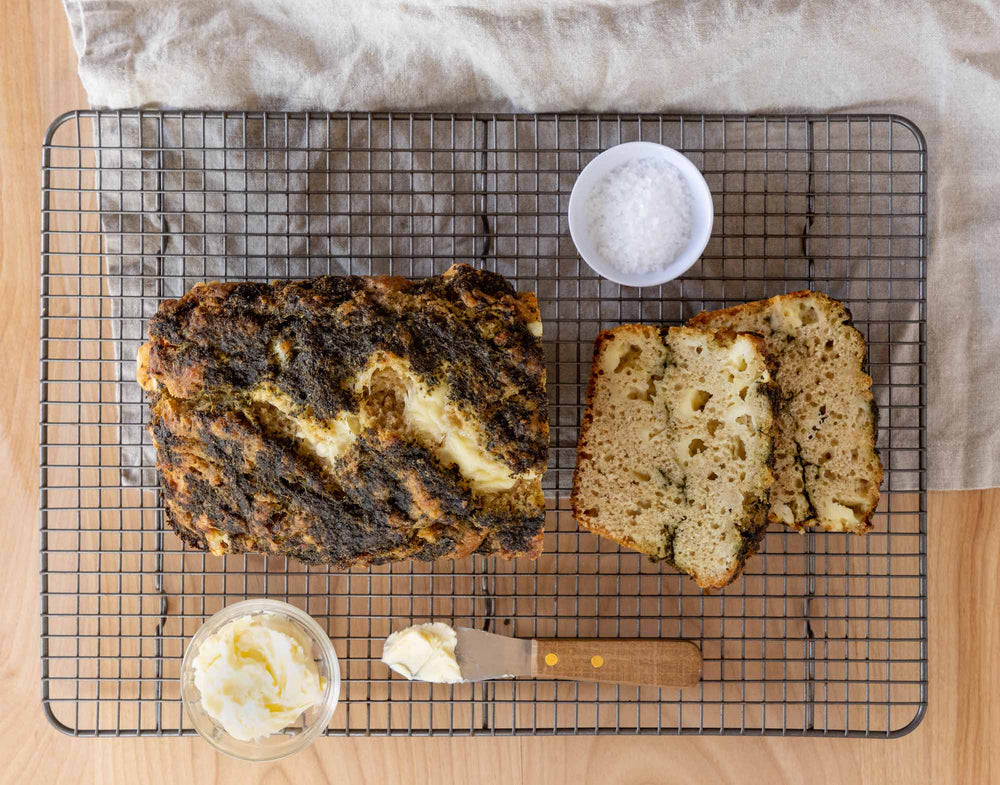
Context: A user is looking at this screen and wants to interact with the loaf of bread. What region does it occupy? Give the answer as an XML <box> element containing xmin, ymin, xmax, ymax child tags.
<box><xmin>137</xmin><ymin>264</ymin><xmax>549</xmax><ymax>568</ymax></box>
<box><xmin>688</xmin><ymin>291</ymin><xmax>882</xmax><ymax>533</ymax></box>
<box><xmin>572</xmin><ymin>326</ymin><xmax>776</xmax><ymax>589</ymax></box>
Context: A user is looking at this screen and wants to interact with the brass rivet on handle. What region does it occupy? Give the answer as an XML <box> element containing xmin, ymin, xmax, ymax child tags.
<box><xmin>545</xmin><ymin>653</ymin><xmax>558</xmax><ymax>666</ymax></box>
<box><xmin>591</xmin><ymin>655</ymin><xmax>605</xmax><ymax>668</ymax></box>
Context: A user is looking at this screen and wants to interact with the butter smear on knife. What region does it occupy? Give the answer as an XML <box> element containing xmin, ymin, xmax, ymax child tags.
<box><xmin>381</xmin><ymin>623</ymin><xmax>463</xmax><ymax>683</ymax></box>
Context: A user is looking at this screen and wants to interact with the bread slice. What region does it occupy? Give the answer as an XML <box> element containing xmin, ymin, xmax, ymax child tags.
<box><xmin>572</xmin><ymin>326</ymin><xmax>776</xmax><ymax>589</ymax></box>
<box><xmin>688</xmin><ymin>292</ymin><xmax>882</xmax><ymax>533</ymax></box>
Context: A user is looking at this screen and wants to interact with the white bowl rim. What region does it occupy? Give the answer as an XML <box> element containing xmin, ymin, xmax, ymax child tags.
<box><xmin>567</xmin><ymin>140</ymin><xmax>715</xmax><ymax>288</ymax></box>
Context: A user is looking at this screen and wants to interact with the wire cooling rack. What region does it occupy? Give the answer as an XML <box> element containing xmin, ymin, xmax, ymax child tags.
<box><xmin>40</xmin><ymin>111</ymin><xmax>926</xmax><ymax>737</ymax></box>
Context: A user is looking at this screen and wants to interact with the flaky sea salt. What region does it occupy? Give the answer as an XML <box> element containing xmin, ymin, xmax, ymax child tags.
<box><xmin>586</xmin><ymin>157</ymin><xmax>693</xmax><ymax>274</ymax></box>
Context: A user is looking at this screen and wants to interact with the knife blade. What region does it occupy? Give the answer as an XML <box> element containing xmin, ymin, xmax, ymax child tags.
<box><xmin>455</xmin><ymin>627</ymin><xmax>536</xmax><ymax>681</ymax></box>
<box><xmin>455</xmin><ymin>628</ymin><xmax>701</xmax><ymax>688</ymax></box>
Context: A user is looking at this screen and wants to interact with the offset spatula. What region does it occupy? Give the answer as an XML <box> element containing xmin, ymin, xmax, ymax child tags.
<box><xmin>455</xmin><ymin>628</ymin><xmax>701</xmax><ymax>688</ymax></box>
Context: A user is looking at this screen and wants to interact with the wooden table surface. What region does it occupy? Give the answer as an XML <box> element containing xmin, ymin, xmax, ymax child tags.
<box><xmin>2</xmin><ymin>2</ymin><xmax>997</xmax><ymax>783</ymax></box>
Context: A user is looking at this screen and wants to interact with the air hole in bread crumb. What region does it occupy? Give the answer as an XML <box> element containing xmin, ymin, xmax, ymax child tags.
<box><xmin>707</xmin><ymin>419</ymin><xmax>721</xmax><ymax>436</ymax></box>
<box><xmin>695</xmin><ymin>346</ymin><xmax>703</xmax><ymax>354</ymax></box>
<box><xmin>628</xmin><ymin>373</ymin><xmax>660</xmax><ymax>403</ymax></box>
<box><xmin>633</xmin><ymin>471</ymin><xmax>651</xmax><ymax>482</ymax></box>
<box><xmin>583</xmin><ymin>508</ymin><xmax>599</xmax><ymax>517</ymax></box>
<box><xmin>688</xmin><ymin>438</ymin><xmax>706</xmax><ymax>456</ymax></box>
<box><xmin>614</xmin><ymin>346</ymin><xmax>642</xmax><ymax>373</ymax></box>
<box><xmin>739</xmin><ymin>387</ymin><xmax>748</xmax><ymax>400</ymax></box>
<box><xmin>835</xmin><ymin>499</ymin><xmax>867</xmax><ymax>518</ymax></box>
<box><xmin>690</xmin><ymin>390</ymin><xmax>712</xmax><ymax>411</ymax></box>
<box><xmin>734</xmin><ymin>438</ymin><xmax>746</xmax><ymax>460</ymax></box>
<box><xmin>825</xmin><ymin>340</ymin><xmax>834</xmax><ymax>350</ymax></box>
<box><xmin>707</xmin><ymin>472</ymin><xmax>718</xmax><ymax>481</ymax></box>
<box><xmin>626</xmin><ymin>508</ymin><xmax>640</xmax><ymax>517</ymax></box>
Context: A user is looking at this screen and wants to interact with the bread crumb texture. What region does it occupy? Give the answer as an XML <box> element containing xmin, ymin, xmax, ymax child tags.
<box><xmin>689</xmin><ymin>292</ymin><xmax>882</xmax><ymax>533</ymax></box>
<box><xmin>572</xmin><ymin>325</ymin><xmax>775</xmax><ymax>589</ymax></box>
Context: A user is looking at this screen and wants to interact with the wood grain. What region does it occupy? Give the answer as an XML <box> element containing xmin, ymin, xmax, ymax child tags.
<box><xmin>1</xmin><ymin>1</ymin><xmax>999</xmax><ymax>783</ymax></box>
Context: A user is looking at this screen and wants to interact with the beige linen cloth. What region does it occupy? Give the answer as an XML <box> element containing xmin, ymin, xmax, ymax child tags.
<box><xmin>62</xmin><ymin>0</ymin><xmax>1000</xmax><ymax>491</ymax></box>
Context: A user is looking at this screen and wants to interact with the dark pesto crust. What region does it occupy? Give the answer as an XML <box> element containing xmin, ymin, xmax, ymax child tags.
<box><xmin>153</xmin><ymin>401</ymin><xmax>544</xmax><ymax>566</ymax></box>
<box><xmin>143</xmin><ymin>264</ymin><xmax>548</xmax><ymax>567</ymax></box>
<box><xmin>146</xmin><ymin>264</ymin><xmax>547</xmax><ymax>475</ymax></box>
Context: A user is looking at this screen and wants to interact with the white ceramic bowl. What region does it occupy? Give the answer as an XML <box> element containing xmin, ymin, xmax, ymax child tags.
<box><xmin>567</xmin><ymin>141</ymin><xmax>714</xmax><ymax>288</ymax></box>
<box><xmin>181</xmin><ymin>599</ymin><xmax>340</xmax><ymax>762</ymax></box>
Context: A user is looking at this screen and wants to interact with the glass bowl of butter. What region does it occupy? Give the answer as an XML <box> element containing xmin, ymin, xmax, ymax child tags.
<box><xmin>181</xmin><ymin>599</ymin><xmax>340</xmax><ymax>762</ymax></box>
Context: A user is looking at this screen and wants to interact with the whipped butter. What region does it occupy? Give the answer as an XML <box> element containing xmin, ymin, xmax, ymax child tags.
<box><xmin>381</xmin><ymin>622</ymin><xmax>463</xmax><ymax>683</ymax></box>
<box><xmin>192</xmin><ymin>613</ymin><xmax>325</xmax><ymax>741</ymax></box>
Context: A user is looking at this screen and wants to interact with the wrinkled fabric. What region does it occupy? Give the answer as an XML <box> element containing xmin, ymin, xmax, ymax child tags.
<box><xmin>62</xmin><ymin>0</ymin><xmax>1000</xmax><ymax>489</ymax></box>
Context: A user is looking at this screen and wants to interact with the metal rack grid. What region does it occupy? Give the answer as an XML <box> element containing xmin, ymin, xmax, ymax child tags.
<box><xmin>40</xmin><ymin>111</ymin><xmax>927</xmax><ymax>738</ymax></box>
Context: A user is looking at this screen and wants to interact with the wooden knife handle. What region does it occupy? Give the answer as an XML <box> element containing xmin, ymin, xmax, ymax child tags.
<box><xmin>533</xmin><ymin>639</ymin><xmax>701</xmax><ymax>688</ymax></box>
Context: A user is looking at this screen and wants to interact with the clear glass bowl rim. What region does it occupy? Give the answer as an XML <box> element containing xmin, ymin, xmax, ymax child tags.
<box><xmin>180</xmin><ymin>598</ymin><xmax>340</xmax><ymax>762</ymax></box>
